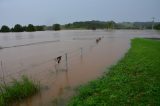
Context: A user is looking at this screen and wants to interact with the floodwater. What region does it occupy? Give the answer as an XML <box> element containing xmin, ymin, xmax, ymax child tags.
<box><xmin>0</xmin><ymin>30</ymin><xmax>160</xmax><ymax>106</ymax></box>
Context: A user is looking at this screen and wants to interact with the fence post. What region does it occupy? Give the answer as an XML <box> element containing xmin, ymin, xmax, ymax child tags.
<box><xmin>1</xmin><ymin>60</ymin><xmax>6</xmax><ymax>86</ymax></box>
<box><xmin>80</xmin><ymin>48</ymin><xmax>83</xmax><ymax>59</ymax></box>
<box><xmin>65</xmin><ymin>53</ymin><xmax>68</xmax><ymax>71</ymax></box>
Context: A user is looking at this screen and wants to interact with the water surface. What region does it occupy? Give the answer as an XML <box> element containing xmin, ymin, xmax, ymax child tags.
<box><xmin>0</xmin><ymin>30</ymin><xmax>159</xmax><ymax>106</ymax></box>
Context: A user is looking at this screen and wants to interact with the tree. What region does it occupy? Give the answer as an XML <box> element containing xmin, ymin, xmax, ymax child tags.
<box><xmin>26</xmin><ymin>24</ymin><xmax>35</xmax><ymax>32</ymax></box>
<box><xmin>35</xmin><ymin>25</ymin><xmax>44</xmax><ymax>31</ymax></box>
<box><xmin>10</xmin><ymin>28</ymin><xmax>14</xmax><ymax>32</ymax></box>
<box><xmin>23</xmin><ymin>26</ymin><xmax>27</xmax><ymax>31</ymax></box>
<box><xmin>154</xmin><ymin>23</ymin><xmax>160</xmax><ymax>30</ymax></box>
<box><xmin>0</xmin><ymin>25</ymin><xmax>10</xmax><ymax>32</ymax></box>
<box><xmin>53</xmin><ymin>24</ymin><xmax>61</xmax><ymax>31</ymax></box>
<box><xmin>64</xmin><ymin>21</ymin><xmax>114</xmax><ymax>29</ymax></box>
<box><xmin>13</xmin><ymin>24</ymin><xmax>24</xmax><ymax>32</ymax></box>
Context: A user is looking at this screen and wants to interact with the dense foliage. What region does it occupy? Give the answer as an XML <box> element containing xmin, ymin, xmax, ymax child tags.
<box><xmin>64</xmin><ymin>21</ymin><xmax>160</xmax><ymax>30</ymax></box>
<box><xmin>64</xmin><ymin>21</ymin><xmax>115</xmax><ymax>29</ymax></box>
<box><xmin>35</xmin><ymin>25</ymin><xmax>44</xmax><ymax>31</ymax></box>
<box><xmin>68</xmin><ymin>38</ymin><xmax>160</xmax><ymax>106</ymax></box>
<box><xmin>53</xmin><ymin>24</ymin><xmax>61</xmax><ymax>31</ymax></box>
<box><xmin>0</xmin><ymin>21</ymin><xmax>160</xmax><ymax>33</ymax></box>
<box><xmin>0</xmin><ymin>24</ymin><xmax>45</xmax><ymax>33</ymax></box>
<box><xmin>13</xmin><ymin>24</ymin><xmax>24</xmax><ymax>32</ymax></box>
<box><xmin>26</xmin><ymin>24</ymin><xmax>36</xmax><ymax>32</ymax></box>
<box><xmin>154</xmin><ymin>23</ymin><xmax>160</xmax><ymax>30</ymax></box>
<box><xmin>0</xmin><ymin>25</ymin><xmax>10</xmax><ymax>32</ymax></box>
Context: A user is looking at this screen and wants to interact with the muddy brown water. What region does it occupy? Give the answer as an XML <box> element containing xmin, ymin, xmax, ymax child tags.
<box><xmin>0</xmin><ymin>30</ymin><xmax>160</xmax><ymax>106</ymax></box>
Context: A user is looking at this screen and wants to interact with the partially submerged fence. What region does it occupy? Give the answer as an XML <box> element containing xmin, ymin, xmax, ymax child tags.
<box><xmin>0</xmin><ymin>36</ymin><xmax>104</xmax><ymax>84</ymax></box>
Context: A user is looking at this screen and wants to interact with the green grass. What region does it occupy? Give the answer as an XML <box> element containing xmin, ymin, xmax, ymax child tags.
<box><xmin>0</xmin><ymin>76</ymin><xmax>39</xmax><ymax>106</ymax></box>
<box><xmin>68</xmin><ymin>38</ymin><xmax>160</xmax><ymax>106</ymax></box>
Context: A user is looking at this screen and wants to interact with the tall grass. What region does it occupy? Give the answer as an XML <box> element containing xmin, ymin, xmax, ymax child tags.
<box><xmin>68</xmin><ymin>38</ymin><xmax>160</xmax><ymax>106</ymax></box>
<box><xmin>0</xmin><ymin>76</ymin><xmax>39</xmax><ymax>106</ymax></box>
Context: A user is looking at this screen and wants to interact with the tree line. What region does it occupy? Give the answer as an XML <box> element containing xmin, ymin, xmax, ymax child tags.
<box><xmin>154</xmin><ymin>24</ymin><xmax>160</xmax><ymax>30</ymax></box>
<box><xmin>0</xmin><ymin>24</ymin><xmax>61</xmax><ymax>32</ymax></box>
<box><xmin>64</xmin><ymin>20</ymin><xmax>116</xmax><ymax>30</ymax></box>
<box><xmin>1</xmin><ymin>21</ymin><xmax>160</xmax><ymax>33</ymax></box>
<box><xmin>64</xmin><ymin>21</ymin><xmax>160</xmax><ymax>30</ymax></box>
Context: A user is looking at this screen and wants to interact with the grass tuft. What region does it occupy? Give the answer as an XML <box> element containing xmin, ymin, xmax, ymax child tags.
<box><xmin>68</xmin><ymin>38</ymin><xmax>160</xmax><ymax>106</ymax></box>
<box><xmin>0</xmin><ymin>76</ymin><xmax>39</xmax><ymax>106</ymax></box>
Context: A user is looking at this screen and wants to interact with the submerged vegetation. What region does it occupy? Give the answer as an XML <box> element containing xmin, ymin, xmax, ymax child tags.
<box><xmin>68</xmin><ymin>38</ymin><xmax>160</xmax><ymax>106</ymax></box>
<box><xmin>0</xmin><ymin>76</ymin><xmax>39</xmax><ymax>106</ymax></box>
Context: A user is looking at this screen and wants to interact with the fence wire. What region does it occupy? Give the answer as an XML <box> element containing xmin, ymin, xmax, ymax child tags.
<box><xmin>0</xmin><ymin>36</ymin><xmax>104</xmax><ymax>84</ymax></box>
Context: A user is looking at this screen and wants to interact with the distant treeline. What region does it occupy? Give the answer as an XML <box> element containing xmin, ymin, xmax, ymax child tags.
<box><xmin>1</xmin><ymin>21</ymin><xmax>160</xmax><ymax>32</ymax></box>
<box><xmin>117</xmin><ymin>22</ymin><xmax>160</xmax><ymax>30</ymax></box>
<box><xmin>64</xmin><ymin>21</ymin><xmax>160</xmax><ymax>30</ymax></box>
<box><xmin>64</xmin><ymin>21</ymin><xmax>116</xmax><ymax>30</ymax></box>
<box><xmin>0</xmin><ymin>24</ymin><xmax>61</xmax><ymax>32</ymax></box>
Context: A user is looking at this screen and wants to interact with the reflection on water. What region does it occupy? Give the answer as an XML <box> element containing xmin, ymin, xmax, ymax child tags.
<box><xmin>0</xmin><ymin>30</ymin><xmax>160</xmax><ymax>106</ymax></box>
<box><xmin>28</xmin><ymin>33</ymin><xmax>35</xmax><ymax>39</ymax></box>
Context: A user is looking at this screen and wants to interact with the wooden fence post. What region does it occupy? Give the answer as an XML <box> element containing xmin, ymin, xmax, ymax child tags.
<box><xmin>65</xmin><ymin>53</ymin><xmax>68</xmax><ymax>71</ymax></box>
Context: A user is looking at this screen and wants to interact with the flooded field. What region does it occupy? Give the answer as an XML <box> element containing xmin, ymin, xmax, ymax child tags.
<box><xmin>0</xmin><ymin>30</ymin><xmax>160</xmax><ymax>106</ymax></box>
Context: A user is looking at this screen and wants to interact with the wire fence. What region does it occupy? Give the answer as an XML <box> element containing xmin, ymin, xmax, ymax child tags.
<box><xmin>0</xmin><ymin>36</ymin><xmax>104</xmax><ymax>84</ymax></box>
<box><xmin>0</xmin><ymin>40</ymin><xmax>60</xmax><ymax>49</ymax></box>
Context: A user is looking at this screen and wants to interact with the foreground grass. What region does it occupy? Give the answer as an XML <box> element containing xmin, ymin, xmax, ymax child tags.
<box><xmin>68</xmin><ymin>38</ymin><xmax>160</xmax><ymax>106</ymax></box>
<box><xmin>0</xmin><ymin>76</ymin><xmax>39</xmax><ymax>106</ymax></box>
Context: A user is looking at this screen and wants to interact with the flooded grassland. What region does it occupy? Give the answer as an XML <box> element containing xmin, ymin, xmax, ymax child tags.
<box><xmin>0</xmin><ymin>30</ymin><xmax>160</xmax><ymax>106</ymax></box>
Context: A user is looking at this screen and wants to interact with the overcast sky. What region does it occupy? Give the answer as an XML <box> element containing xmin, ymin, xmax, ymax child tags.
<box><xmin>0</xmin><ymin>0</ymin><xmax>160</xmax><ymax>27</ymax></box>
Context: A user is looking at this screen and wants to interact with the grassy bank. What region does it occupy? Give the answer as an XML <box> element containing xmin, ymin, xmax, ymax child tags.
<box><xmin>0</xmin><ymin>76</ymin><xmax>39</xmax><ymax>106</ymax></box>
<box><xmin>68</xmin><ymin>38</ymin><xmax>160</xmax><ymax>106</ymax></box>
